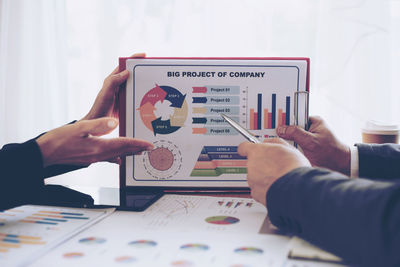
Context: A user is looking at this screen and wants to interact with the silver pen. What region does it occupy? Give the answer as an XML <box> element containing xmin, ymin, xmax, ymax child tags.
<box><xmin>220</xmin><ymin>114</ymin><xmax>261</xmax><ymax>144</ymax></box>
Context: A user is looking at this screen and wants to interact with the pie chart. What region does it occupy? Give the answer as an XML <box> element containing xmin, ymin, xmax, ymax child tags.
<box><xmin>63</xmin><ymin>252</ymin><xmax>84</xmax><ymax>259</ymax></box>
<box><xmin>205</xmin><ymin>215</ymin><xmax>240</xmax><ymax>225</ymax></box>
<box><xmin>115</xmin><ymin>256</ymin><xmax>137</xmax><ymax>263</ymax></box>
<box><xmin>78</xmin><ymin>237</ymin><xmax>106</xmax><ymax>245</ymax></box>
<box><xmin>143</xmin><ymin>140</ymin><xmax>183</xmax><ymax>179</ymax></box>
<box><xmin>170</xmin><ymin>260</ymin><xmax>194</xmax><ymax>267</ymax></box>
<box><xmin>128</xmin><ymin>239</ymin><xmax>157</xmax><ymax>248</ymax></box>
<box><xmin>234</xmin><ymin>247</ymin><xmax>263</xmax><ymax>255</ymax></box>
<box><xmin>180</xmin><ymin>243</ymin><xmax>209</xmax><ymax>252</ymax></box>
<box><xmin>137</xmin><ymin>84</ymin><xmax>188</xmax><ymax>135</ymax></box>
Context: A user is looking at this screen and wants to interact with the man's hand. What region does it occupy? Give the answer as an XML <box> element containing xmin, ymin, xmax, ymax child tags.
<box><xmin>277</xmin><ymin>116</ymin><xmax>351</xmax><ymax>176</ymax></box>
<box><xmin>36</xmin><ymin>118</ymin><xmax>153</xmax><ymax>167</ymax></box>
<box><xmin>238</xmin><ymin>138</ymin><xmax>310</xmax><ymax>206</ymax></box>
<box><xmin>82</xmin><ymin>53</ymin><xmax>146</xmax><ymax>121</ymax></box>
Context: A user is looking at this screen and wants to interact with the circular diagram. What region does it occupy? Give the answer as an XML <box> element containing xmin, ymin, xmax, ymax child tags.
<box><xmin>138</xmin><ymin>84</ymin><xmax>188</xmax><ymax>135</ymax></box>
<box><xmin>128</xmin><ymin>240</ymin><xmax>157</xmax><ymax>248</ymax></box>
<box><xmin>143</xmin><ymin>140</ymin><xmax>183</xmax><ymax>179</ymax></box>
<box><xmin>78</xmin><ymin>237</ymin><xmax>106</xmax><ymax>245</ymax></box>
<box><xmin>63</xmin><ymin>252</ymin><xmax>84</xmax><ymax>259</ymax></box>
<box><xmin>205</xmin><ymin>216</ymin><xmax>240</xmax><ymax>225</ymax></box>
<box><xmin>233</xmin><ymin>247</ymin><xmax>263</xmax><ymax>255</ymax></box>
<box><xmin>180</xmin><ymin>243</ymin><xmax>209</xmax><ymax>252</ymax></box>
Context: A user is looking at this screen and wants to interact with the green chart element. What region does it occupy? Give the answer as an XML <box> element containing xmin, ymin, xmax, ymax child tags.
<box><xmin>190</xmin><ymin>146</ymin><xmax>247</xmax><ymax>177</ymax></box>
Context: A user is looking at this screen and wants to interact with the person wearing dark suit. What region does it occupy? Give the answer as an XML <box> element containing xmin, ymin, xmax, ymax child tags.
<box><xmin>238</xmin><ymin>116</ymin><xmax>400</xmax><ymax>267</ymax></box>
<box><xmin>0</xmin><ymin>53</ymin><xmax>153</xmax><ymax>211</ymax></box>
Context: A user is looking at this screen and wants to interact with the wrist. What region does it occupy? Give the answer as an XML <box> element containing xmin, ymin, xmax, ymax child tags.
<box><xmin>336</xmin><ymin>145</ymin><xmax>351</xmax><ymax>176</ymax></box>
<box><xmin>36</xmin><ymin>134</ymin><xmax>54</xmax><ymax>167</ymax></box>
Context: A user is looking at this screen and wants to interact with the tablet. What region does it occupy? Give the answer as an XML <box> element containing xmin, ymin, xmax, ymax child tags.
<box><xmin>119</xmin><ymin>57</ymin><xmax>309</xmax><ymax>203</ymax></box>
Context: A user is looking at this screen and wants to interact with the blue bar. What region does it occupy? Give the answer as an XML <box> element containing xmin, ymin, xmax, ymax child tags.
<box><xmin>271</xmin><ymin>94</ymin><xmax>276</xmax><ymax>128</ymax></box>
<box><xmin>3</xmin><ymin>238</ymin><xmax>19</xmax><ymax>243</ymax></box>
<box><xmin>43</xmin><ymin>218</ymin><xmax>68</xmax><ymax>222</ymax></box>
<box><xmin>209</xmin><ymin>154</ymin><xmax>247</xmax><ymax>160</ymax></box>
<box><xmin>204</xmin><ymin>146</ymin><xmax>238</xmax><ymax>153</ymax></box>
<box><xmin>286</xmin><ymin>96</ymin><xmax>290</xmax><ymax>125</ymax></box>
<box><xmin>36</xmin><ymin>221</ymin><xmax>58</xmax><ymax>225</ymax></box>
<box><xmin>63</xmin><ymin>216</ymin><xmax>89</xmax><ymax>220</ymax></box>
<box><xmin>257</xmin><ymin>94</ymin><xmax>262</xmax><ymax>130</ymax></box>
<box><xmin>60</xmin><ymin>212</ymin><xmax>84</xmax><ymax>216</ymax></box>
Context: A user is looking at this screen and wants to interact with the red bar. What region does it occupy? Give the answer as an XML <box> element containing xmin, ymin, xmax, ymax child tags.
<box><xmin>253</xmin><ymin>113</ymin><xmax>258</xmax><ymax>129</ymax></box>
<box><xmin>268</xmin><ymin>113</ymin><xmax>272</xmax><ymax>129</ymax></box>
<box><xmin>192</xmin><ymin>87</ymin><xmax>207</xmax><ymax>93</ymax></box>
<box><xmin>250</xmin><ymin>109</ymin><xmax>255</xmax><ymax>130</ymax></box>
<box><xmin>282</xmin><ymin>113</ymin><xmax>286</xmax><ymax>125</ymax></box>
<box><xmin>264</xmin><ymin>109</ymin><xmax>268</xmax><ymax>129</ymax></box>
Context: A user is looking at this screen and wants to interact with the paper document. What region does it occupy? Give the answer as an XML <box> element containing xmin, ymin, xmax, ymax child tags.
<box><xmin>32</xmin><ymin>194</ymin><xmax>291</xmax><ymax>267</ymax></box>
<box><xmin>0</xmin><ymin>205</ymin><xmax>114</xmax><ymax>267</ymax></box>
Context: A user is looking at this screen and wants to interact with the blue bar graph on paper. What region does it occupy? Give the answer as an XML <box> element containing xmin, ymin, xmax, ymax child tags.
<box><xmin>257</xmin><ymin>94</ymin><xmax>262</xmax><ymax>130</ymax></box>
<box><xmin>271</xmin><ymin>94</ymin><xmax>276</xmax><ymax>128</ymax></box>
<box><xmin>286</xmin><ymin>96</ymin><xmax>290</xmax><ymax>125</ymax></box>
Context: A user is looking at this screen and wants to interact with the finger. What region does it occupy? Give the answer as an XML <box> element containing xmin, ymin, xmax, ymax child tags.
<box><xmin>110</xmin><ymin>53</ymin><xmax>147</xmax><ymax>75</ymax></box>
<box><xmin>79</xmin><ymin>117</ymin><xmax>118</xmax><ymax>137</ymax></box>
<box><xmin>276</xmin><ymin>125</ymin><xmax>314</xmax><ymax>145</ymax></box>
<box><xmin>238</xmin><ymin>142</ymin><xmax>256</xmax><ymax>156</ymax></box>
<box><xmin>106</xmin><ymin>157</ymin><xmax>121</xmax><ymax>165</ymax></box>
<box><xmin>105</xmin><ymin>137</ymin><xmax>154</xmax><ymax>156</ymax></box>
<box><xmin>309</xmin><ymin>116</ymin><xmax>323</xmax><ymax>124</ymax></box>
<box><xmin>132</xmin><ymin>52</ymin><xmax>146</xmax><ymax>58</ymax></box>
<box><xmin>104</xmin><ymin>69</ymin><xmax>129</xmax><ymax>90</ymax></box>
<box><xmin>263</xmin><ymin>137</ymin><xmax>287</xmax><ymax>145</ymax></box>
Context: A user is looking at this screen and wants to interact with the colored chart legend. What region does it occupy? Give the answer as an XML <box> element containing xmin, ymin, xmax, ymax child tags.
<box><xmin>192</xmin><ymin>85</ymin><xmax>241</xmax><ymax>136</ymax></box>
<box><xmin>190</xmin><ymin>146</ymin><xmax>247</xmax><ymax>177</ymax></box>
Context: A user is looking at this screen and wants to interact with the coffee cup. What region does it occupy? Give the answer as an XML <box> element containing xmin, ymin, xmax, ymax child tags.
<box><xmin>362</xmin><ymin>121</ymin><xmax>399</xmax><ymax>144</ymax></box>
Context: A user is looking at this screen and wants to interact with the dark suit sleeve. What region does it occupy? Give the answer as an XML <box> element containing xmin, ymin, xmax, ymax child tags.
<box><xmin>267</xmin><ymin>167</ymin><xmax>400</xmax><ymax>267</ymax></box>
<box><xmin>0</xmin><ymin>139</ymin><xmax>45</xmax><ymax>210</ymax></box>
<box><xmin>357</xmin><ymin>143</ymin><xmax>400</xmax><ymax>180</ymax></box>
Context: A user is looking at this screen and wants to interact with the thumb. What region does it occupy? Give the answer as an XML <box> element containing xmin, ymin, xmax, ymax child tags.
<box><xmin>79</xmin><ymin>117</ymin><xmax>118</xmax><ymax>137</ymax></box>
<box><xmin>238</xmin><ymin>142</ymin><xmax>257</xmax><ymax>156</ymax></box>
<box><xmin>276</xmin><ymin>125</ymin><xmax>313</xmax><ymax>146</ymax></box>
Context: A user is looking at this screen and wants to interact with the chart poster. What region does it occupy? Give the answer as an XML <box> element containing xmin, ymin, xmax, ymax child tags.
<box><xmin>124</xmin><ymin>58</ymin><xmax>309</xmax><ymax>187</ymax></box>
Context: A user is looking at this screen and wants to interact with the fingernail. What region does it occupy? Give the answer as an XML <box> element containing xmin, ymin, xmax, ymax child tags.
<box><xmin>277</xmin><ymin>126</ymin><xmax>287</xmax><ymax>136</ymax></box>
<box><xmin>107</xmin><ymin>119</ymin><xmax>118</xmax><ymax>128</ymax></box>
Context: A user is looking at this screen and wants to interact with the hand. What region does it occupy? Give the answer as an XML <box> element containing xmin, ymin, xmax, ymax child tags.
<box><xmin>82</xmin><ymin>52</ymin><xmax>146</xmax><ymax>121</ymax></box>
<box><xmin>36</xmin><ymin>118</ymin><xmax>153</xmax><ymax>167</ymax></box>
<box><xmin>238</xmin><ymin>138</ymin><xmax>310</xmax><ymax>206</ymax></box>
<box><xmin>276</xmin><ymin>116</ymin><xmax>351</xmax><ymax>176</ymax></box>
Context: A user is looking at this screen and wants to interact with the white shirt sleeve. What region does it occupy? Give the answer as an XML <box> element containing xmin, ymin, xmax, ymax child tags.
<box><xmin>350</xmin><ymin>146</ymin><xmax>359</xmax><ymax>178</ymax></box>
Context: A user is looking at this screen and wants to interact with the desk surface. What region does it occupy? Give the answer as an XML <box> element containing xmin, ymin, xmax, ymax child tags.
<box><xmin>29</xmin><ymin>186</ymin><xmax>347</xmax><ymax>267</ymax></box>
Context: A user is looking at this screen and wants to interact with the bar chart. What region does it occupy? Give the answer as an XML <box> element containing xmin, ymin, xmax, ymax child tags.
<box><xmin>248</xmin><ymin>94</ymin><xmax>291</xmax><ymax>130</ymax></box>
<box><xmin>0</xmin><ymin>205</ymin><xmax>111</xmax><ymax>266</ymax></box>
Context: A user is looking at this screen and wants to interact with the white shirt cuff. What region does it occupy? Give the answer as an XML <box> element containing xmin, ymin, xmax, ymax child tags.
<box><xmin>350</xmin><ymin>146</ymin><xmax>359</xmax><ymax>178</ymax></box>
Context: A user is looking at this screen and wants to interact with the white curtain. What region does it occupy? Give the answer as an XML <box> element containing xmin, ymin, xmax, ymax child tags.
<box><xmin>1</xmin><ymin>0</ymin><xmax>399</xmax><ymax>188</ymax></box>
<box><xmin>0</xmin><ymin>0</ymin><xmax>68</xmax><ymax>144</ymax></box>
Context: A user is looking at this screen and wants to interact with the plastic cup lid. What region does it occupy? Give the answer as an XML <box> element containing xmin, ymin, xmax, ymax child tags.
<box><xmin>362</xmin><ymin>120</ymin><xmax>400</xmax><ymax>135</ymax></box>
